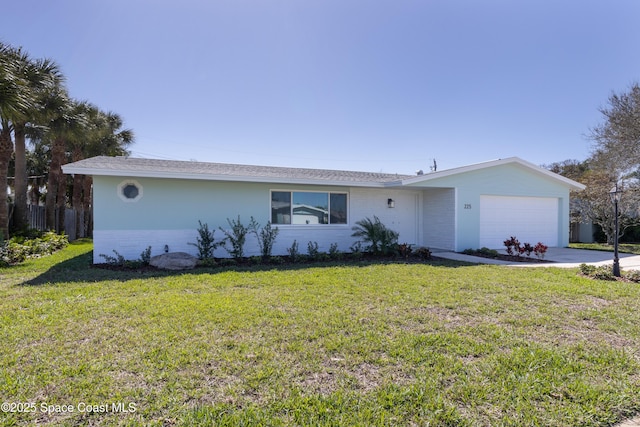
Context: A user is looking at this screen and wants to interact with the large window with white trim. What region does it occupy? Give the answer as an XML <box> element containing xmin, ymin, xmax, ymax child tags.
<box><xmin>271</xmin><ymin>191</ymin><xmax>348</xmax><ymax>225</ymax></box>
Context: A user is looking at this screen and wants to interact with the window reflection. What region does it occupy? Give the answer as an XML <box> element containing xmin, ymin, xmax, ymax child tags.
<box><xmin>293</xmin><ymin>192</ymin><xmax>328</xmax><ymax>224</ymax></box>
<box><xmin>272</xmin><ymin>191</ymin><xmax>347</xmax><ymax>225</ymax></box>
<box><xmin>271</xmin><ymin>191</ymin><xmax>291</xmax><ymax>224</ymax></box>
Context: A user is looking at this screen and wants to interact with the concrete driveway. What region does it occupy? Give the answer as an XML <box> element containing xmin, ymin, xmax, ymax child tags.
<box><xmin>434</xmin><ymin>247</ymin><xmax>640</xmax><ymax>270</ymax></box>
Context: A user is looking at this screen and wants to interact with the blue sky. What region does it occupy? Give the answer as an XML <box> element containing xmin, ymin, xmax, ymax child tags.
<box><xmin>3</xmin><ymin>0</ymin><xmax>639</xmax><ymax>173</ymax></box>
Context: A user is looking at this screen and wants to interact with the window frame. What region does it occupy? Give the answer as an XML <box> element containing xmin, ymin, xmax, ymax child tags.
<box><xmin>117</xmin><ymin>179</ymin><xmax>143</xmax><ymax>203</ymax></box>
<box><xmin>270</xmin><ymin>190</ymin><xmax>349</xmax><ymax>226</ymax></box>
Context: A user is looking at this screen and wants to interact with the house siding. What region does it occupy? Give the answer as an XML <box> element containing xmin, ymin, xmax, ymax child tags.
<box><xmin>86</xmin><ymin>158</ymin><xmax>579</xmax><ymax>262</ymax></box>
<box><xmin>422</xmin><ymin>187</ymin><xmax>455</xmax><ymax>250</ymax></box>
<box><xmin>349</xmin><ymin>188</ymin><xmax>421</xmax><ymax>246</ymax></box>
<box><xmin>92</xmin><ymin>176</ymin><xmax>421</xmax><ymax>262</ymax></box>
<box><xmin>406</xmin><ymin>163</ymin><xmax>571</xmax><ymax>250</ymax></box>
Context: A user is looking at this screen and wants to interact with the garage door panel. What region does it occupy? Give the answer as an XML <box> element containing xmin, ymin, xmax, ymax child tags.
<box><xmin>479</xmin><ymin>196</ymin><xmax>558</xmax><ymax>249</ymax></box>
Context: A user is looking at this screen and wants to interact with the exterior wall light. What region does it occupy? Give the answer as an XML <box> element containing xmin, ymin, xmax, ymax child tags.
<box><xmin>388</xmin><ymin>198</ymin><xmax>395</xmax><ymax>208</ymax></box>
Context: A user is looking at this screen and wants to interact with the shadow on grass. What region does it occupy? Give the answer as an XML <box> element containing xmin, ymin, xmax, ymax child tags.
<box><xmin>21</xmin><ymin>253</ymin><xmax>474</xmax><ymax>286</ymax></box>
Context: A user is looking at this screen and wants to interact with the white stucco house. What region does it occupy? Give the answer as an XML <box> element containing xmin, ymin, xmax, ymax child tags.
<box><xmin>62</xmin><ymin>156</ymin><xmax>585</xmax><ymax>263</ymax></box>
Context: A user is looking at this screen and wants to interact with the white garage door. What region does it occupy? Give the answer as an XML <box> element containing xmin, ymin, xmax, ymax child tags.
<box><xmin>479</xmin><ymin>195</ymin><xmax>558</xmax><ymax>249</ymax></box>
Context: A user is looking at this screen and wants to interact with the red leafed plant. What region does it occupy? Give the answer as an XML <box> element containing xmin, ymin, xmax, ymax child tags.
<box><xmin>533</xmin><ymin>242</ymin><xmax>548</xmax><ymax>260</ymax></box>
<box><xmin>521</xmin><ymin>242</ymin><xmax>534</xmax><ymax>257</ymax></box>
<box><xmin>504</xmin><ymin>237</ymin><xmax>546</xmax><ymax>260</ymax></box>
<box><xmin>503</xmin><ymin>236</ymin><xmax>520</xmax><ymax>256</ymax></box>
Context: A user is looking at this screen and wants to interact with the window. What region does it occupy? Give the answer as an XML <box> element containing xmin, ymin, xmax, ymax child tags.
<box><xmin>122</xmin><ymin>184</ymin><xmax>139</xmax><ymax>199</ymax></box>
<box><xmin>117</xmin><ymin>180</ymin><xmax>143</xmax><ymax>202</ymax></box>
<box><xmin>271</xmin><ymin>191</ymin><xmax>347</xmax><ymax>225</ymax></box>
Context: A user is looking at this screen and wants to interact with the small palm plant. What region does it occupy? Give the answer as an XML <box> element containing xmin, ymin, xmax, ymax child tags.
<box><xmin>351</xmin><ymin>216</ymin><xmax>399</xmax><ymax>255</ymax></box>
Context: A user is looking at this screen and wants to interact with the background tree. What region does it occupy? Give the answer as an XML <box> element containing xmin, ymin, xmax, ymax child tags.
<box><xmin>12</xmin><ymin>54</ymin><xmax>63</xmax><ymax>231</ymax></box>
<box><xmin>39</xmin><ymin>89</ymin><xmax>82</xmax><ymax>231</ymax></box>
<box><xmin>68</xmin><ymin>105</ymin><xmax>132</xmax><ymax>237</ymax></box>
<box><xmin>573</xmin><ymin>169</ymin><xmax>640</xmax><ymax>244</ymax></box>
<box><xmin>0</xmin><ymin>43</ymin><xmax>31</xmax><ymax>238</ymax></box>
<box><xmin>545</xmin><ymin>159</ymin><xmax>591</xmax><ymax>225</ymax></box>
<box><xmin>548</xmin><ymin>84</ymin><xmax>640</xmax><ymax>245</ymax></box>
<box><xmin>0</xmin><ymin>41</ymin><xmax>134</xmax><ymax>238</ymax></box>
<box><xmin>590</xmin><ymin>83</ymin><xmax>640</xmax><ymax>179</ymax></box>
<box><xmin>589</xmin><ymin>83</ymin><xmax>640</xmax><ymax>243</ymax></box>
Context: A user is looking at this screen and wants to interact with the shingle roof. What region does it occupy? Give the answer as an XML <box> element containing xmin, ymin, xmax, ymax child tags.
<box><xmin>62</xmin><ymin>155</ymin><xmax>586</xmax><ymax>190</ymax></box>
<box><xmin>62</xmin><ymin>156</ymin><xmax>413</xmax><ymax>186</ymax></box>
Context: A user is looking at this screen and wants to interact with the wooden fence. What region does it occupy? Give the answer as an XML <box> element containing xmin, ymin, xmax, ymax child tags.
<box><xmin>8</xmin><ymin>204</ymin><xmax>84</xmax><ymax>241</ymax></box>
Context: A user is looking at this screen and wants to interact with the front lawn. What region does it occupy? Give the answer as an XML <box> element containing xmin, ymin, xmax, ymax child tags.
<box><xmin>571</xmin><ymin>242</ymin><xmax>640</xmax><ymax>255</ymax></box>
<box><xmin>1</xmin><ymin>241</ymin><xmax>639</xmax><ymax>426</ymax></box>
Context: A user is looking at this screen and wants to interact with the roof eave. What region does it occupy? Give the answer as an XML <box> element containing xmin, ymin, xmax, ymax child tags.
<box><xmin>61</xmin><ymin>165</ymin><xmax>388</xmax><ymax>188</ymax></box>
<box><xmin>397</xmin><ymin>157</ymin><xmax>586</xmax><ymax>191</ymax></box>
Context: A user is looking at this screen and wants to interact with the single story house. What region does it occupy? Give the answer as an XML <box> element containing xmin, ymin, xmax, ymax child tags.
<box><xmin>62</xmin><ymin>156</ymin><xmax>585</xmax><ymax>263</ymax></box>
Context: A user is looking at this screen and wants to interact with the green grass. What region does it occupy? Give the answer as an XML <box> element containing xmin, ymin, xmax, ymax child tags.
<box><xmin>1</xmin><ymin>240</ymin><xmax>640</xmax><ymax>426</ymax></box>
<box><xmin>571</xmin><ymin>242</ymin><xmax>640</xmax><ymax>255</ymax></box>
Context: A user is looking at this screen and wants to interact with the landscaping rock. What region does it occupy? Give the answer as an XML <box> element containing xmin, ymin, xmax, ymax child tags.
<box><xmin>150</xmin><ymin>252</ymin><xmax>198</xmax><ymax>270</ymax></box>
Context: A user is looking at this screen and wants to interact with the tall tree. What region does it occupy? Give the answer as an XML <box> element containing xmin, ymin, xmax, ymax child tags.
<box><xmin>590</xmin><ymin>83</ymin><xmax>640</xmax><ymax>179</ymax></box>
<box><xmin>41</xmin><ymin>92</ymin><xmax>86</xmax><ymax>231</ymax></box>
<box><xmin>586</xmin><ymin>84</ymin><xmax>640</xmax><ymax>243</ymax></box>
<box><xmin>545</xmin><ymin>159</ymin><xmax>591</xmax><ymax>225</ymax></box>
<box><xmin>68</xmin><ymin>105</ymin><xmax>133</xmax><ymax>237</ymax></box>
<box><xmin>12</xmin><ymin>54</ymin><xmax>64</xmax><ymax>231</ymax></box>
<box><xmin>547</xmin><ymin>158</ymin><xmax>640</xmax><ymax>244</ymax></box>
<box><xmin>573</xmin><ymin>169</ymin><xmax>640</xmax><ymax>244</ymax></box>
<box><xmin>0</xmin><ymin>43</ymin><xmax>30</xmax><ymax>238</ymax></box>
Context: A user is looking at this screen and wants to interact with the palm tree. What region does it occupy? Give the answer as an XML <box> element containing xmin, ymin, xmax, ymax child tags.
<box><xmin>12</xmin><ymin>54</ymin><xmax>64</xmax><ymax>231</ymax></box>
<box><xmin>40</xmin><ymin>92</ymin><xmax>87</xmax><ymax>231</ymax></box>
<box><xmin>68</xmin><ymin>105</ymin><xmax>133</xmax><ymax>237</ymax></box>
<box><xmin>0</xmin><ymin>43</ymin><xmax>31</xmax><ymax>238</ymax></box>
<box><xmin>351</xmin><ymin>216</ymin><xmax>399</xmax><ymax>255</ymax></box>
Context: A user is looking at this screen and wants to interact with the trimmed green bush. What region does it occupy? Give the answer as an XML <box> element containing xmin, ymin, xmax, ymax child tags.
<box><xmin>189</xmin><ymin>221</ymin><xmax>220</xmax><ymax>260</ymax></box>
<box><xmin>579</xmin><ymin>263</ymin><xmax>616</xmax><ymax>281</ymax></box>
<box><xmin>0</xmin><ymin>231</ymin><xmax>68</xmax><ymax>266</ymax></box>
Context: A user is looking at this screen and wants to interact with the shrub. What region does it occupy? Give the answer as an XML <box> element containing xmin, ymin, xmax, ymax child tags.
<box><xmin>521</xmin><ymin>242</ymin><xmax>534</xmax><ymax>257</ymax></box>
<box><xmin>198</xmin><ymin>258</ymin><xmax>218</xmax><ymax>268</ymax></box>
<box><xmin>504</xmin><ymin>236</ymin><xmax>520</xmax><ymax>256</ymax></box>
<box><xmin>217</xmin><ymin>258</ymin><xmax>237</xmax><ymax>267</ymax></box>
<box><xmin>249</xmin><ymin>217</ymin><xmax>279</xmax><ymax>258</ymax></box>
<box><xmin>351</xmin><ymin>216</ymin><xmax>399</xmax><ymax>255</ymax></box>
<box><xmin>579</xmin><ymin>263</ymin><xmax>596</xmax><ymax>276</ymax></box>
<box><xmin>268</xmin><ymin>256</ymin><xmax>285</xmax><ymax>265</ymax></box>
<box><xmin>463</xmin><ymin>247</ymin><xmax>499</xmax><ymax>258</ymax></box>
<box><xmin>189</xmin><ymin>221</ymin><xmax>219</xmax><ymax>260</ymax></box>
<box><xmin>99</xmin><ymin>250</ymin><xmax>127</xmax><ymax>266</ymax></box>
<box><xmin>0</xmin><ymin>231</ymin><xmax>69</xmax><ymax>266</ymax></box>
<box><xmin>219</xmin><ymin>216</ymin><xmax>249</xmax><ymax>259</ymax></box>
<box><xmin>329</xmin><ymin>242</ymin><xmax>342</xmax><ymax>260</ymax></box>
<box><xmin>478</xmin><ymin>247</ymin><xmax>499</xmax><ymax>257</ymax></box>
<box><xmin>397</xmin><ymin>243</ymin><xmax>412</xmax><ymax>259</ymax></box>
<box><xmin>140</xmin><ymin>246</ymin><xmax>152</xmax><ymax>266</ymax></box>
<box><xmin>349</xmin><ymin>242</ymin><xmax>364</xmax><ymax>260</ymax></box>
<box><xmin>307</xmin><ymin>241</ymin><xmax>319</xmax><ymax>259</ymax></box>
<box><xmin>287</xmin><ymin>240</ymin><xmax>300</xmax><ymax>263</ymax></box>
<box><xmin>100</xmin><ymin>246</ymin><xmax>152</xmax><ymax>268</ymax></box>
<box><xmin>579</xmin><ymin>263</ymin><xmax>617</xmax><ymax>281</ymax></box>
<box><xmin>415</xmin><ymin>247</ymin><xmax>432</xmax><ymax>260</ymax></box>
<box><xmin>248</xmin><ymin>255</ymin><xmax>262</xmax><ymax>265</ymax></box>
<box><xmin>504</xmin><ymin>236</ymin><xmax>547</xmax><ymax>260</ymax></box>
<box><xmin>533</xmin><ymin>242</ymin><xmax>548</xmax><ymax>260</ymax></box>
<box><xmin>624</xmin><ymin>269</ymin><xmax>640</xmax><ymax>282</ymax></box>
